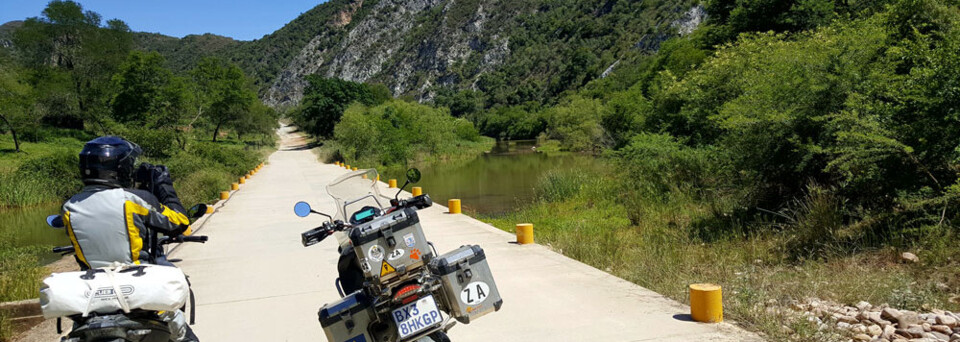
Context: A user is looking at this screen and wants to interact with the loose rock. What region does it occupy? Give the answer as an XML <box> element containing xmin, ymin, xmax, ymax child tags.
<box><xmin>897</xmin><ymin>325</ymin><xmax>925</xmax><ymax>338</ymax></box>
<box><xmin>901</xmin><ymin>252</ymin><xmax>919</xmax><ymax>263</ymax></box>
<box><xmin>937</xmin><ymin>315</ymin><xmax>958</xmax><ymax>327</ymax></box>
<box><xmin>884</xmin><ymin>308</ymin><xmax>904</xmax><ymax>321</ymax></box>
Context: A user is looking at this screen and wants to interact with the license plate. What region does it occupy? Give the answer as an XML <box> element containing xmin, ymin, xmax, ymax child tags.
<box><xmin>392</xmin><ymin>295</ymin><xmax>443</xmax><ymax>339</ymax></box>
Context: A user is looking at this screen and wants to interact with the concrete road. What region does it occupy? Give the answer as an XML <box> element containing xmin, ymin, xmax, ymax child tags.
<box><xmin>171</xmin><ymin>126</ymin><xmax>762</xmax><ymax>342</ymax></box>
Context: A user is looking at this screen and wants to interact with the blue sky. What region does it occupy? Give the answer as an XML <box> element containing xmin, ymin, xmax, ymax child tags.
<box><xmin>0</xmin><ymin>1</ymin><xmax>326</xmax><ymax>41</ymax></box>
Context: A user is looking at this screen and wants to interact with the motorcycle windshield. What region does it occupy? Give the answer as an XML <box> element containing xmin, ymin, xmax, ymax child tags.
<box><xmin>326</xmin><ymin>169</ymin><xmax>385</xmax><ymax>222</ymax></box>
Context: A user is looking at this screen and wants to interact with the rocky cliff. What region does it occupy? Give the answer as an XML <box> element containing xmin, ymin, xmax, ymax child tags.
<box><xmin>141</xmin><ymin>0</ymin><xmax>704</xmax><ymax>108</ymax></box>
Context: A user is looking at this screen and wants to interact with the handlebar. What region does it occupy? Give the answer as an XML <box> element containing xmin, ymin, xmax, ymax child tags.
<box><xmin>390</xmin><ymin>194</ymin><xmax>433</xmax><ymax>212</ymax></box>
<box><xmin>160</xmin><ymin>235</ymin><xmax>209</xmax><ymax>245</ymax></box>
<box><xmin>302</xmin><ymin>220</ymin><xmax>348</xmax><ymax>247</ymax></box>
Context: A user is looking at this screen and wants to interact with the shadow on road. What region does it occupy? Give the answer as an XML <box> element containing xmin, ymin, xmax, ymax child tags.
<box><xmin>283</xmin><ymin>141</ymin><xmax>321</xmax><ymax>151</ymax></box>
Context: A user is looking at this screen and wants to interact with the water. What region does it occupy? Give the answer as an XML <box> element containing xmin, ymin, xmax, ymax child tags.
<box><xmin>410</xmin><ymin>140</ymin><xmax>595</xmax><ymax>215</ymax></box>
<box><xmin>0</xmin><ymin>202</ymin><xmax>69</xmax><ymax>263</ymax></box>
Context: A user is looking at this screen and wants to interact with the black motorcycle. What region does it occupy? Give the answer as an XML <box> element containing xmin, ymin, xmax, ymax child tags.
<box><xmin>45</xmin><ymin>204</ymin><xmax>208</xmax><ymax>342</ymax></box>
<box><xmin>295</xmin><ymin>168</ymin><xmax>456</xmax><ymax>342</ymax></box>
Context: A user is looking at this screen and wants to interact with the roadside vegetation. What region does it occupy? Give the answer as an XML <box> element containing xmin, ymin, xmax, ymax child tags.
<box><xmin>291</xmin><ymin>76</ymin><xmax>494</xmax><ymax>177</ymax></box>
<box><xmin>0</xmin><ymin>2</ymin><xmax>276</xmax><ymax>337</ymax></box>
<box><xmin>471</xmin><ymin>0</ymin><xmax>960</xmax><ymax>340</ymax></box>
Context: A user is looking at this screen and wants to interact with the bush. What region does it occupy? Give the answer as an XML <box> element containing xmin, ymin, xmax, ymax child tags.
<box><xmin>543</xmin><ymin>96</ymin><xmax>606</xmax><ymax>152</ymax></box>
<box><xmin>125</xmin><ymin>128</ymin><xmax>178</xmax><ymax>158</ymax></box>
<box><xmin>334</xmin><ymin>100</ymin><xmax>476</xmax><ymax>166</ymax></box>
<box><xmin>535</xmin><ymin>169</ymin><xmax>588</xmax><ymax>202</ymax></box>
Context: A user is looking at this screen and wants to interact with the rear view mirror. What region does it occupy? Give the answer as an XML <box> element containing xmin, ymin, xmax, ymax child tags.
<box><xmin>294</xmin><ymin>201</ymin><xmax>312</xmax><ymax>218</ymax></box>
<box><xmin>406</xmin><ymin>168</ymin><xmax>421</xmax><ymax>184</ymax></box>
<box><xmin>188</xmin><ymin>204</ymin><xmax>208</xmax><ymax>220</ymax></box>
<box><xmin>46</xmin><ymin>215</ymin><xmax>64</xmax><ymax>229</ymax></box>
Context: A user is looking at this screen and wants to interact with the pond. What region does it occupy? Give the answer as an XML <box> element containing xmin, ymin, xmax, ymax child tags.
<box><xmin>0</xmin><ymin>202</ymin><xmax>69</xmax><ymax>263</ymax></box>
<box><xmin>408</xmin><ymin>140</ymin><xmax>596</xmax><ymax>216</ymax></box>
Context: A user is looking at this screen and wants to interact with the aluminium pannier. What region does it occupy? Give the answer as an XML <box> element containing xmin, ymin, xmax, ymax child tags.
<box><xmin>428</xmin><ymin>245</ymin><xmax>502</xmax><ymax>324</ymax></box>
<box><xmin>349</xmin><ymin>207</ymin><xmax>433</xmax><ymax>284</ymax></box>
<box><xmin>318</xmin><ymin>290</ymin><xmax>376</xmax><ymax>342</ymax></box>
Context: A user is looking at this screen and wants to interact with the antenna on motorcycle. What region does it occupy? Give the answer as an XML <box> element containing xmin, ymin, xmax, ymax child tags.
<box><xmin>294</xmin><ymin>201</ymin><xmax>333</xmax><ymax>222</ymax></box>
<box><xmin>394</xmin><ymin>168</ymin><xmax>422</xmax><ymax>201</ymax></box>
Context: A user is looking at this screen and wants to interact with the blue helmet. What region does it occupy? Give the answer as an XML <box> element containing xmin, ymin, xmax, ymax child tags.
<box><xmin>79</xmin><ymin>136</ymin><xmax>142</xmax><ymax>187</ymax></box>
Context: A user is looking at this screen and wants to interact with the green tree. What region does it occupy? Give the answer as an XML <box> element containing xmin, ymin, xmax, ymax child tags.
<box><xmin>0</xmin><ymin>58</ymin><xmax>33</xmax><ymax>152</ymax></box>
<box><xmin>12</xmin><ymin>1</ymin><xmax>132</xmax><ymax>131</ymax></box>
<box><xmin>110</xmin><ymin>51</ymin><xmax>188</xmax><ymax>128</ymax></box>
<box><xmin>190</xmin><ymin>57</ymin><xmax>256</xmax><ymax>142</ymax></box>
<box><xmin>295</xmin><ymin>76</ymin><xmax>390</xmax><ymax>138</ymax></box>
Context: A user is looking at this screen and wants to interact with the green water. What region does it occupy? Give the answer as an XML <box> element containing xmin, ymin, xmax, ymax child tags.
<box><xmin>409</xmin><ymin>140</ymin><xmax>595</xmax><ymax>215</ymax></box>
<box><xmin>0</xmin><ymin>202</ymin><xmax>69</xmax><ymax>262</ymax></box>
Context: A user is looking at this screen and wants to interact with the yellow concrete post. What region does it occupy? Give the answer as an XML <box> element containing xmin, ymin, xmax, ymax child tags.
<box><xmin>206</xmin><ymin>205</ymin><xmax>214</xmax><ymax>214</ymax></box>
<box><xmin>231</xmin><ymin>183</ymin><xmax>239</xmax><ymax>191</ymax></box>
<box><xmin>335</xmin><ymin>161</ymin><xmax>340</xmax><ymax>166</ymax></box>
<box><xmin>239</xmin><ymin>177</ymin><xmax>246</xmax><ymax>184</ymax></box>
<box><xmin>448</xmin><ymin>199</ymin><xmax>461</xmax><ymax>214</ymax></box>
<box><xmin>689</xmin><ymin>284</ymin><xmax>723</xmax><ymax>323</ymax></box>
<box><xmin>516</xmin><ymin>223</ymin><xmax>534</xmax><ymax>244</ymax></box>
<box><xmin>346</xmin><ymin>164</ymin><xmax>351</xmax><ymax>170</ymax></box>
<box><xmin>389</xmin><ymin>179</ymin><xmax>397</xmax><ymax>188</ymax></box>
<box><xmin>412</xmin><ymin>187</ymin><xmax>422</xmax><ymax>196</ymax></box>
<box><xmin>352</xmin><ymin>167</ymin><xmax>358</xmax><ymax>171</ymax></box>
<box><xmin>220</xmin><ymin>191</ymin><xmax>229</xmax><ymax>200</ymax></box>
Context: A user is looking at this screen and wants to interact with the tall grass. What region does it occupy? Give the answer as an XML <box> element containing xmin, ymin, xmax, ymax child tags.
<box><xmin>481</xmin><ymin>164</ymin><xmax>960</xmax><ymax>341</ymax></box>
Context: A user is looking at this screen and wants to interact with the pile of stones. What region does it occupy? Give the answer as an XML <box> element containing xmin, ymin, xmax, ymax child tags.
<box><xmin>791</xmin><ymin>299</ymin><xmax>960</xmax><ymax>341</ymax></box>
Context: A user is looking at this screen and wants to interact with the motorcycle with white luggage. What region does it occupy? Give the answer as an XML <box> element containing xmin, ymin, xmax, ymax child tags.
<box><xmin>41</xmin><ymin>204</ymin><xmax>209</xmax><ymax>342</ymax></box>
<box><xmin>295</xmin><ymin>168</ymin><xmax>503</xmax><ymax>342</ymax></box>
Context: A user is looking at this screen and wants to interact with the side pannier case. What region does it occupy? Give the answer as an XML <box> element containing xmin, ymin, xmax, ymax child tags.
<box><xmin>428</xmin><ymin>245</ymin><xmax>503</xmax><ymax>324</ymax></box>
<box><xmin>318</xmin><ymin>291</ymin><xmax>376</xmax><ymax>342</ymax></box>
<box><xmin>350</xmin><ymin>207</ymin><xmax>432</xmax><ymax>284</ymax></box>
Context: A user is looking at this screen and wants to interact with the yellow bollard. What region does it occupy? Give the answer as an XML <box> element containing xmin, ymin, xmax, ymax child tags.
<box><xmin>412</xmin><ymin>187</ymin><xmax>422</xmax><ymax>196</ymax></box>
<box><xmin>239</xmin><ymin>177</ymin><xmax>246</xmax><ymax>184</ymax></box>
<box><xmin>352</xmin><ymin>167</ymin><xmax>358</xmax><ymax>171</ymax></box>
<box><xmin>389</xmin><ymin>179</ymin><xmax>397</xmax><ymax>188</ymax></box>
<box><xmin>220</xmin><ymin>191</ymin><xmax>229</xmax><ymax>200</ymax></box>
<box><xmin>346</xmin><ymin>164</ymin><xmax>351</xmax><ymax>170</ymax></box>
<box><xmin>231</xmin><ymin>183</ymin><xmax>239</xmax><ymax>191</ymax></box>
<box><xmin>690</xmin><ymin>284</ymin><xmax>723</xmax><ymax>323</ymax></box>
<box><xmin>376</xmin><ymin>174</ymin><xmax>380</xmax><ymax>182</ymax></box>
<box><xmin>206</xmin><ymin>205</ymin><xmax>214</xmax><ymax>214</ymax></box>
<box><xmin>516</xmin><ymin>223</ymin><xmax>534</xmax><ymax>244</ymax></box>
<box><xmin>448</xmin><ymin>199</ymin><xmax>461</xmax><ymax>214</ymax></box>
<box><xmin>335</xmin><ymin>161</ymin><xmax>340</xmax><ymax>166</ymax></box>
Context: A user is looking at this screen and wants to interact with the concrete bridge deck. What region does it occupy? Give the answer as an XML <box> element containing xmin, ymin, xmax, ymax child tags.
<box><xmin>169</xmin><ymin>127</ymin><xmax>762</xmax><ymax>341</ymax></box>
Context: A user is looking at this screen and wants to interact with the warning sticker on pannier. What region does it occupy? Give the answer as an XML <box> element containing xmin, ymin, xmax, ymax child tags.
<box><xmin>380</xmin><ymin>261</ymin><xmax>396</xmax><ymax>277</ymax></box>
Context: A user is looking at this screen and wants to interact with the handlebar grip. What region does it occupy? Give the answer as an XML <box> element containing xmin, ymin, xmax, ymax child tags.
<box><xmin>181</xmin><ymin>236</ymin><xmax>208</xmax><ymax>243</ymax></box>
<box><xmin>53</xmin><ymin>246</ymin><xmax>75</xmax><ymax>254</ymax></box>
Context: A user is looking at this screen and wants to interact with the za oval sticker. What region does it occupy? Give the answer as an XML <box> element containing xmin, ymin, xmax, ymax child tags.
<box><xmin>388</xmin><ymin>248</ymin><xmax>405</xmax><ymax>261</ymax></box>
<box><xmin>459</xmin><ymin>281</ymin><xmax>490</xmax><ymax>305</ymax></box>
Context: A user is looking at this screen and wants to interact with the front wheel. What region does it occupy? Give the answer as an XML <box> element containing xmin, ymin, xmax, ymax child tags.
<box><xmin>424</xmin><ymin>331</ymin><xmax>450</xmax><ymax>342</ymax></box>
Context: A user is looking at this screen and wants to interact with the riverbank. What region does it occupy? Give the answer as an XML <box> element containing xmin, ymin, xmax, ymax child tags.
<box><xmin>480</xmin><ymin>167</ymin><xmax>960</xmax><ymax>341</ymax></box>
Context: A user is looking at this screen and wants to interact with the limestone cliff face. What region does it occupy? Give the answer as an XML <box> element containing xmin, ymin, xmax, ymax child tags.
<box><xmin>260</xmin><ymin>0</ymin><xmax>703</xmax><ymax>108</ymax></box>
<box><xmin>264</xmin><ymin>0</ymin><xmax>514</xmax><ymax>108</ymax></box>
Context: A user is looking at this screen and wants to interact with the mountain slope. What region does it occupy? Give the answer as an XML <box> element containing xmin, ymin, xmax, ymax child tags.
<box><xmin>140</xmin><ymin>0</ymin><xmax>704</xmax><ymax>108</ymax></box>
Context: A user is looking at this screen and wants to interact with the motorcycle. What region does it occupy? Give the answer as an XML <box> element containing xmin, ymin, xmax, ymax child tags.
<box><xmin>294</xmin><ymin>168</ymin><xmax>502</xmax><ymax>342</ymax></box>
<box><xmin>43</xmin><ymin>203</ymin><xmax>209</xmax><ymax>342</ymax></box>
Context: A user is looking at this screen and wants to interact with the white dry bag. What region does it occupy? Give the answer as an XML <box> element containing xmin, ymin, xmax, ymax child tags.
<box><xmin>40</xmin><ymin>263</ymin><xmax>189</xmax><ymax>318</ymax></box>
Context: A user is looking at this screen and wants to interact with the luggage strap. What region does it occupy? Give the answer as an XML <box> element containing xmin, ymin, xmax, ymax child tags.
<box><xmin>82</xmin><ymin>263</ymin><xmax>133</xmax><ymax>317</ymax></box>
<box><xmin>186</xmin><ymin>275</ymin><xmax>196</xmax><ymax>325</ymax></box>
